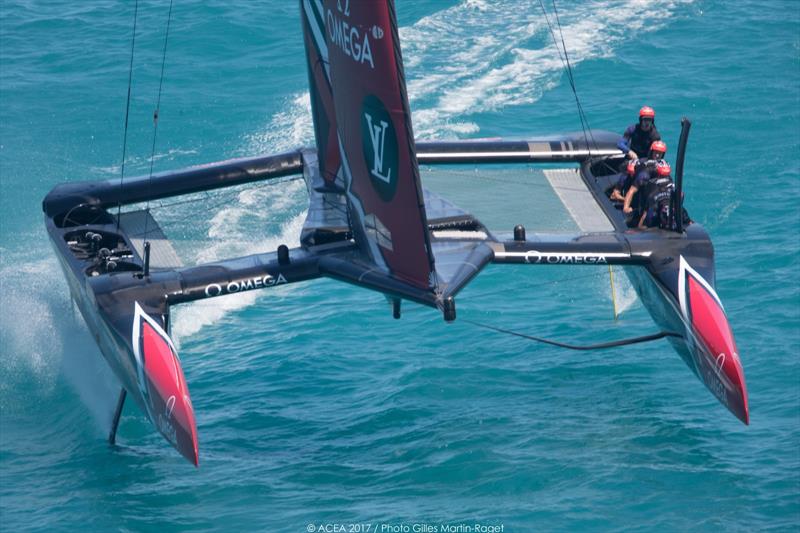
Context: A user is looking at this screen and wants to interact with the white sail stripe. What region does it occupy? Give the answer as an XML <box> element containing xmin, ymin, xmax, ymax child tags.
<box><xmin>303</xmin><ymin>0</ymin><xmax>330</xmax><ymax>81</ymax></box>
<box><xmin>304</xmin><ymin>0</ymin><xmax>328</xmax><ymax>59</ymax></box>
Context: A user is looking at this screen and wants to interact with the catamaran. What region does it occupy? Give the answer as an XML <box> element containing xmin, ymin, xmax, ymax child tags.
<box><xmin>42</xmin><ymin>0</ymin><xmax>748</xmax><ymax>466</ymax></box>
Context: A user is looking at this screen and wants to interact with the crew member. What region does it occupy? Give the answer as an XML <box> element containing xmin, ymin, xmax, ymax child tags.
<box><xmin>614</xmin><ymin>140</ymin><xmax>667</xmax><ymax>206</ymax></box>
<box><xmin>646</xmin><ymin>140</ymin><xmax>667</xmax><ymax>163</ymax></box>
<box><xmin>641</xmin><ymin>161</ymin><xmax>675</xmax><ymax>229</ymax></box>
<box><xmin>617</xmin><ymin>106</ymin><xmax>661</xmax><ymax>161</ymax></box>
<box><xmin>610</xmin><ymin>159</ymin><xmax>637</xmax><ymax>202</ymax></box>
<box><xmin>622</xmin><ymin>142</ymin><xmax>668</xmax><ymax>226</ymax></box>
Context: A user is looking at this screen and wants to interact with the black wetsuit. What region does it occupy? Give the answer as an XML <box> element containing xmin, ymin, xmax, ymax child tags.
<box><xmin>642</xmin><ymin>176</ymin><xmax>676</xmax><ymax>229</ymax></box>
<box><xmin>617</xmin><ymin>123</ymin><xmax>661</xmax><ymax>159</ymax></box>
<box><xmin>624</xmin><ymin>159</ymin><xmax>661</xmax><ymax>226</ymax></box>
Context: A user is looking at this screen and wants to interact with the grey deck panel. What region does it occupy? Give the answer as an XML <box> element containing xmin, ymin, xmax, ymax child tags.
<box><xmin>117</xmin><ymin>210</ymin><xmax>183</xmax><ymax>269</ymax></box>
<box><xmin>543</xmin><ymin>168</ymin><xmax>615</xmax><ymax>233</ymax></box>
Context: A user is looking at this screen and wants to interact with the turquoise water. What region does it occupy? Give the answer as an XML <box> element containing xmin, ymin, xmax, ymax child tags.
<box><xmin>1</xmin><ymin>1</ymin><xmax>799</xmax><ymax>531</ymax></box>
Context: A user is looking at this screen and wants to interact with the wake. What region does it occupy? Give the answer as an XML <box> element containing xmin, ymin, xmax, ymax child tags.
<box><xmin>0</xmin><ymin>253</ymin><xmax>121</xmax><ymax>431</ymax></box>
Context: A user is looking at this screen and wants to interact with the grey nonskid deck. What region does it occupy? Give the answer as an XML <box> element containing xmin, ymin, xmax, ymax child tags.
<box><xmin>118</xmin><ymin>210</ymin><xmax>183</xmax><ymax>269</ymax></box>
<box><xmin>543</xmin><ymin>168</ymin><xmax>615</xmax><ymax>232</ymax></box>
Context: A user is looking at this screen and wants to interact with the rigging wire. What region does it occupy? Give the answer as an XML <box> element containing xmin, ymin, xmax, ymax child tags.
<box><xmin>463</xmin><ymin>319</ymin><xmax>681</xmax><ymax>351</ymax></box>
<box><xmin>551</xmin><ymin>0</ymin><xmax>599</xmax><ymax>153</ymax></box>
<box><xmin>115</xmin><ymin>0</ymin><xmax>140</xmax><ymax>232</ymax></box>
<box><xmin>142</xmin><ymin>0</ymin><xmax>175</xmax><ymax>247</ymax></box>
<box><xmin>536</xmin><ymin>0</ymin><xmax>621</xmax><ymax>318</ymax></box>
<box><xmin>536</xmin><ymin>0</ymin><xmax>600</xmax><ymax>154</ymax></box>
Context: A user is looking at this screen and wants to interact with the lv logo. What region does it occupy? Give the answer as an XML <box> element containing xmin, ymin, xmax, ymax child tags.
<box><xmin>364</xmin><ymin>112</ymin><xmax>391</xmax><ymax>184</ymax></box>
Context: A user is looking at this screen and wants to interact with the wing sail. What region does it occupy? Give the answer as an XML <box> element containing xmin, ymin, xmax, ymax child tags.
<box><xmin>320</xmin><ymin>0</ymin><xmax>436</xmax><ymax>290</ymax></box>
<box><xmin>301</xmin><ymin>0</ymin><xmax>341</xmax><ymax>186</ymax></box>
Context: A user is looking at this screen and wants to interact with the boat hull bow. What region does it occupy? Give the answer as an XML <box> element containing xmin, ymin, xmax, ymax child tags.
<box><xmin>678</xmin><ymin>257</ymin><xmax>749</xmax><ymax>424</ymax></box>
<box><xmin>132</xmin><ymin>302</ymin><xmax>199</xmax><ymax>465</ymax></box>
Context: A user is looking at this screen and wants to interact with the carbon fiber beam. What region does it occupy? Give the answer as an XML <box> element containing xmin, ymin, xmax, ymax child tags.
<box><xmin>42</xmin><ymin>151</ymin><xmax>304</xmax><ymax>218</ymax></box>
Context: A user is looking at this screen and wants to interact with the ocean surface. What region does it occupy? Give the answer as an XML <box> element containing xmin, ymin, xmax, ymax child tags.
<box><xmin>1</xmin><ymin>1</ymin><xmax>798</xmax><ymax>531</ymax></box>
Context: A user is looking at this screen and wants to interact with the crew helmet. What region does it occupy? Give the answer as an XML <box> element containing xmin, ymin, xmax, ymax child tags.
<box><xmin>639</xmin><ymin>106</ymin><xmax>656</xmax><ymax>120</ymax></box>
<box><xmin>627</xmin><ymin>160</ymin><xmax>637</xmax><ymax>175</ymax></box>
<box><xmin>650</xmin><ymin>140</ymin><xmax>667</xmax><ymax>155</ymax></box>
<box><xmin>656</xmin><ymin>161</ymin><xmax>672</xmax><ymax>176</ymax></box>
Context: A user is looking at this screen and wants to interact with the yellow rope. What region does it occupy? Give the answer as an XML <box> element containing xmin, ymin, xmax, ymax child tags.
<box><xmin>608</xmin><ymin>264</ymin><xmax>618</xmax><ymax>321</ymax></box>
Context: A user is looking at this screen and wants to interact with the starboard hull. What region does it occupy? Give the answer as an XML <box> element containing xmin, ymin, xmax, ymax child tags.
<box><xmin>577</xmin><ymin>161</ymin><xmax>748</xmax><ymax>424</ymax></box>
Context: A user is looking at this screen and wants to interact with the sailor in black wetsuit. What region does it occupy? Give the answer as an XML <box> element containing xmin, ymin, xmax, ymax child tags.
<box><xmin>641</xmin><ymin>161</ymin><xmax>676</xmax><ymax>229</ymax></box>
<box><xmin>617</xmin><ymin>106</ymin><xmax>661</xmax><ymax>161</ymax></box>
<box><xmin>611</xmin><ymin>141</ymin><xmax>667</xmax><ymax>202</ymax></box>
<box><xmin>622</xmin><ymin>140</ymin><xmax>667</xmax><ymax>225</ymax></box>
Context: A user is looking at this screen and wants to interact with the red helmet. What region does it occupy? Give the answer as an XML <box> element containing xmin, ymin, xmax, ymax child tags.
<box><xmin>656</xmin><ymin>161</ymin><xmax>672</xmax><ymax>176</ymax></box>
<box><xmin>626</xmin><ymin>160</ymin><xmax>637</xmax><ymax>175</ymax></box>
<box><xmin>639</xmin><ymin>106</ymin><xmax>655</xmax><ymax>119</ymax></box>
<box><xmin>650</xmin><ymin>140</ymin><xmax>667</xmax><ymax>154</ymax></box>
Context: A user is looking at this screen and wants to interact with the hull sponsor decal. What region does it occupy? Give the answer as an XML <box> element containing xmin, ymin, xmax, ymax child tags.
<box><xmin>203</xmin><ymin>273</ymin><xmax>287</xmax><ymax>298</ymax></box>
<box><xmin>496</xmin><ymin>250</ymin><xmax>633</xmax><ymax>264</ymax></box>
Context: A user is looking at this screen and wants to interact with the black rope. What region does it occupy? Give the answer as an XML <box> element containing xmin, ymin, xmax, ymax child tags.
<box><xmin>464</xmin><ymin>318</ymin><xmax>682</xmax><ymax>351</ymax></box>
<box><xmin>115</xmin><ymin>0</ymin><xmax>139</xmax><ymax>231</ymax></box>
<box><xmin>142</xmin><ymin>0</ymin><xmax>175</xmax><ymax>245</ymax></box>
